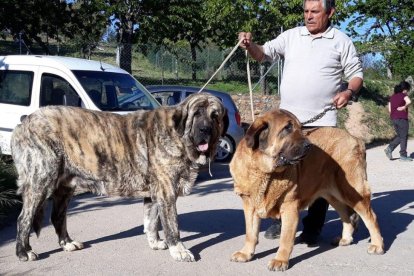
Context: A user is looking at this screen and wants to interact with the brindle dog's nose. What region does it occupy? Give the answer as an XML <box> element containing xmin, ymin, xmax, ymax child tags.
<box><xmin>200</xmin><ymin>126</ymin><xmax>212</xmax><ymax>135</ymax></box>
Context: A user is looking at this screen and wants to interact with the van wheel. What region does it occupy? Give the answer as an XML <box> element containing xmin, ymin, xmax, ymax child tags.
<box><xmin>215</xmin><ymin>136</ymin><xmax>234</xmax><ymax>162</ymax></box>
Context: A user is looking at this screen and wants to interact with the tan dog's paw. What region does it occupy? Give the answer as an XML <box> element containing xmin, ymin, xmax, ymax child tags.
<box><xmin>230</xmin><ymin>251</ymin><xmax>253</xmax><ymax>262</ymax></box>
<box><xmin>367</xmin><ymin>244</ymin><xmax>384</xmax><ymax>255</ymax></box>
<box><xmin>331</xmin><ymin>236</ymin><xmax>353</xmax><ymax>246</ymax></box>
<box><xmin>267</xmin><ymin>259</ymin><xmax>289</xmax><ymax>271</ymax></box>
<box><xmin>169</xmin><ymin>243</ymin><xmax>195</xmax><ymax>262</ymax></box>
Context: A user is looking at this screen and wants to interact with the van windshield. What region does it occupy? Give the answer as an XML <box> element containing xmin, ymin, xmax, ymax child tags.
<box><xmin>72</xmin><ymin>70</ymin><xmax>160</xmax><ymax>111</ymax></box>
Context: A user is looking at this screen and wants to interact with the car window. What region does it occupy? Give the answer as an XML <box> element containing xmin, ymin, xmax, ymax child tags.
<box><xmin>0</xmin><ymin>70</ymin><xmax>33</xmax><ymax>106</ymax></box>
<box><xmin>151</xmin><ymin>91</ymin><xmax>182</xmax><ymax>106</ymax></box>
<box><xmin>185</xmin><ymin>91</ymin><xmax>193</xmax><ymax>98</ymax></box>
<box><xmin>74</xmin><ymin>70</ymin><xmax>159</xmax><ymax>111</ymax></box>
<box><xmin>40</xmin><ymin>73</ymin><xmax>81</xmax><ymax>107</ymax></box>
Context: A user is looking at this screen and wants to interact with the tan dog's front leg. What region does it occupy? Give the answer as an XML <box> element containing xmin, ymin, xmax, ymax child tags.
<box><xmin>268</xmin><ymin>206</ymin><xmax>299</xmax><ymax>271</ymax></box>
<box><xmin>231</xmin><ymin>196</ymin><xmax>261</xmax><ymax>262</ymax></box>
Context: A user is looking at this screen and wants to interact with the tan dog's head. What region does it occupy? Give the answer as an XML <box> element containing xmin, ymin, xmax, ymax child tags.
<box><xmin>244</xmin><ymin>109</ymin><xmax>311</xmax><ymax>173</ymax></box>
<box><xmin>173</xmin><ymin>92</ymin><xmax>229</xmax><ymax>166</ymax></box>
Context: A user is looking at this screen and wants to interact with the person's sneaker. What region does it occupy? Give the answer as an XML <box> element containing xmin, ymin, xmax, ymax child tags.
<box><xmin>399</xmin><ymin>156</ymin><xmax>413</xmax><ymax>162</ymax></box>
<box><xmin>384</xmin><ymin>147</ymin><xmax>392</xmax><ymax>160</ymax></box>
<box><xmin>298</xmin><ymin>232</ymin><xmax>319</xmax><ymax>247</ymax></box>
<box><xmin>264</xmin><ymin>220</ymin><xmax>281</xmax><ymax>239</ymax></box>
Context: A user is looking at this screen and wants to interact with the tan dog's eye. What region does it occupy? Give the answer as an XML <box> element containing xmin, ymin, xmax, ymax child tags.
<box><xmin>284</xmin><ymin>122</ymin><xmax>293</xmax><ymax>131</ymax></box>
<box><xmin>280</xmin><ymin>121</ymin><xmax>293</xmax><ymax>137</ymax></box>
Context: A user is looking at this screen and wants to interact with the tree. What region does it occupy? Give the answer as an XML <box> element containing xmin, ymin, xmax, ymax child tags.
<box><xmin>0</xmin><ymin>0</ymin><xmax>73</xmax><ymax>54</ymax></box>
<box><xmin>205</xmin><ymin>0</ymin><xmax>348</xmax><ymax>47</ymax></box>
<box><xmin>105</xmin><ymin>0</ymin><xmax>170</xmax><ymax>73</ymax></box>
<box><xmin>0</xmin><ymin>0</ymin><xmax>109</xmax><ymax>57</ymax></box>
<box><xmin>69</xmin><ymin>0</ymin><xmax>109</xmax><ymax>59</ymax></box>
<box><xmin>137</xmin><ymin>0</ymin><xmax>213</xmax><ymax>80</ymax></box>
<box><xmin>345</xmin><ymin>0</ymin><xmax>414</xmax><ymax>78</ymax></box>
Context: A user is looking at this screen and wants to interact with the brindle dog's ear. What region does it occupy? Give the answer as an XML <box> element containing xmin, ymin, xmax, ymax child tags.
<box><xmin>172</xmin><ymin>107</ymin><xmax>187</xmax><ymax>136</ymax></box>
<box><xmin>222</xmin><ymin>109</ymin><xmax>229</xmax><ymax>136</ymax></box>
<box><xmin>245</xmin><ymin>117</ymin><xmax>268</xmax><ymax>149</ymax></box>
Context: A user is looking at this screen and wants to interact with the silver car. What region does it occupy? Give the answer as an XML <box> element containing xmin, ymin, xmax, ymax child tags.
<box><xmin>146</xmin><ymin>85</ymin><xmax>245</xmax><ymax>162</ymax></box>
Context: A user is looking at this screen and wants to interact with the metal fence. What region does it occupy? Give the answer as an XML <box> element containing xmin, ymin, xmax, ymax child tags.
<box><xmin>0</xmin><ymin>39</ymin><xmax>283</xmax><ymax>95</ymax></box>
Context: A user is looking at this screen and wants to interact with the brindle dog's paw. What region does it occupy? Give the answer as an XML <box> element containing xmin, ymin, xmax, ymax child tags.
<box><xmin>169</xmin><ymin>244</ymin><xmax>195</xmax><ymax>262</ymax></box>
<box><xmin>60</xmin><ymin>240</ymin><xmax>84</xmax><ymax>251</ymax></box>
<box><xmin>267</xmin><ymin>259</ymin><xmax>289</xmax><ymax>271</ymax></box>
<box><xmin>367</xmin><ymin>244</ymin><xmax>384</xmax><ymax>255</ymax></box>
<box><xmin>18</xmin><ymin>250</ymin><xmax>39</xmax><ymax>261</ymax></box>
<box><xmin>148</xmin><ymin>239</ymin><xmax>168</xmax><ymax>250</ymax></box>
<box><xmin>230</xmin><ymin>251</ymin><xmax>253</xmax><ymax>262</ymax></box>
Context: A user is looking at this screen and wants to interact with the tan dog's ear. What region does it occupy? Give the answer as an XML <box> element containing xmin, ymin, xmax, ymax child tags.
<box><xmin>245</xmin><ymin>117</ymin><xmax>268</xmax><ymax>149</ymax></box>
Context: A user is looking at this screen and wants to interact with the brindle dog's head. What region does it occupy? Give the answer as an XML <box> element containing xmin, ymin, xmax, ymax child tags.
<box><xmin>174</xmin><ymin>92</ymin><xmax>229</xmax><ymax>166</ymax></box>
<box><xmin>244</xmin><ymin>109</ymin><xmax>311</xmax><ymax>173</ymax></box>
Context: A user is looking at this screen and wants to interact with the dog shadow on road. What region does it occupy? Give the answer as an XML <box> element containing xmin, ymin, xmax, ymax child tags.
<box><xmin>1</xmin><ymin>189</ymin><xmax>412</xmax><ymax>263</ymax></box>
<box><xmin>370</xmin><ymin>189</ymin><xmax>414</xmax><ymax>250</ymax></box>
<box><xmin>178</xmin><ymin>190</ymin><xmax>414</xmax><ymax>264</ymax></box>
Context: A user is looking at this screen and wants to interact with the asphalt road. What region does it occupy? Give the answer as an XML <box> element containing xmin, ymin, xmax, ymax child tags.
<box><xmin>1</xmin><ymin>141</ymin><xmax>414</xmax><ymax>275</ymax></box>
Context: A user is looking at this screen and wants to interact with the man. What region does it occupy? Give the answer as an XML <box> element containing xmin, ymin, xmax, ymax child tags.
<box><xmin>238</xmin><ymin>0</ymin><xmax>363</xmax><ymax>245</ymax></box>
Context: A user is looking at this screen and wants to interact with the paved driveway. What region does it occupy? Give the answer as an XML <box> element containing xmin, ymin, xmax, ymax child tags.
<box><xmin>1</xmin><ymin>141</ymin><xmax>413</xmax><ymax>275</ymax></box>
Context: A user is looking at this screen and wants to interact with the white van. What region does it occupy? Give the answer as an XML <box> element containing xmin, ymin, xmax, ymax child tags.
<box><xmin>0</xmin><ymin>55</ymin><xmax>160</xmax><ymax>155</ymax></box>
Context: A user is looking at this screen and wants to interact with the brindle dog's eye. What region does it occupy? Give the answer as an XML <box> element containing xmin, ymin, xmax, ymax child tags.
<box><xmin>194</xmin><ymin>109</ymin><xmax>202</xmax><ymax>117</ymax></box>
<box><xmin>211</xmin><ymin>111</ymin><xmax>218</xmax><ymax>119</ymax></box>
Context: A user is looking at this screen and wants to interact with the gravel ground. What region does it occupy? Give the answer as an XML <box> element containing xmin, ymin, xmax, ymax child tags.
<box><xmin>0</xmin><ymin>140</ymin><xmax>413</xmax><ymax>276</ymax></box>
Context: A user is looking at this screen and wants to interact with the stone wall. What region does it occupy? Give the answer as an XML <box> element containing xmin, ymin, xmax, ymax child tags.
<box><xmin>231</xmin><ymin>94</ymin><xmax>280</xmax><ymax>125</ymax></box>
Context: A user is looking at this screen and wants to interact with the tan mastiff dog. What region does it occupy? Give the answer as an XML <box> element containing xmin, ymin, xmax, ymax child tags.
<box><xmin>230</xmin><ymin>109</ymin><xmax>384</xmax><ymax>271</ymax></box>
<box><xmin>12</xmin><ymin>92</ymin><xmax>228</xmax><ymax>262</ymax></box>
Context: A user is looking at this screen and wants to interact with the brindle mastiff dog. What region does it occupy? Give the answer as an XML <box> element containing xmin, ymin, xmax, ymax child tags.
<box><xmin>11</xmin><ymin>92</ymin><xmax>228</xmax><ymax>262</ymax></box>
<box><xmin>230</xmin><ymin>109</ymin><xmax>384</xmax><ymax>271</ymax></box>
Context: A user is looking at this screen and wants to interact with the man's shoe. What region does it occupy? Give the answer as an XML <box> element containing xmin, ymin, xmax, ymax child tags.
<box><xmin>399</xmin><ymin>156</ymin><xmax>413</xmax><ymax>162</ymax></box>
<box><xmin>384</xmin><ymin>147</ymin><xmax>392</xmax><ymax>160</ymax></box>
<box><xmin>264</xmin><ymin>220</ymin><xmax>281</xmax><ymax>239</ymax></box>
<box><xmin>298</xmin><ymin>232</ymin><xmax>319</xmax><ymax>247</ymax></box>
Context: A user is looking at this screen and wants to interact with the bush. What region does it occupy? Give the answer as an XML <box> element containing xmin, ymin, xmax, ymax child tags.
<box><xmin>0</xmin><ymin>155</ymin><xmax>20</xmax><ymax>225</ymax></box>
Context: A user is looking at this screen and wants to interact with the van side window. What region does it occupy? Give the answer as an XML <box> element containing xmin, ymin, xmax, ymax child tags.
<box><xmin>40</xmin><ymin>74</ymin><xmax>81</xmax><ymax>107</ymax></box>
<box><xmin>0</xmin><ymin>70</ymin><xmax>33</xmax><ymax>106</ymax></box>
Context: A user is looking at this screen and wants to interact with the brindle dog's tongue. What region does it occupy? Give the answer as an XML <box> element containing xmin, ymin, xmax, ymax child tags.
<box><xmin>197</xmin><ymin>143</ymin><xmax>209</xmax><ymax>152</ymax></box>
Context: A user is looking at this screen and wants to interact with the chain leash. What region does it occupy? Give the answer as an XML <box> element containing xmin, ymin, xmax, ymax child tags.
<box><xmin>301</xmin><ymin>105</ymin><xmax>336</xmax><ymax>126</ymax></box>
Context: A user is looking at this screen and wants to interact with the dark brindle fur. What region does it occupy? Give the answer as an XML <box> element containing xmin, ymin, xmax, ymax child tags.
<box><xmin>11</xmin><ymin>92</ymin><xmax>228</xmax><ymax>262</ymax></box>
